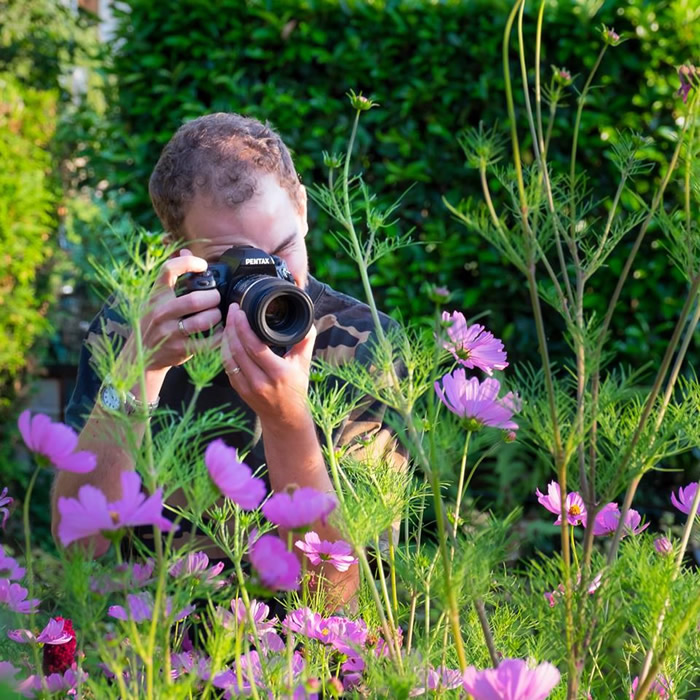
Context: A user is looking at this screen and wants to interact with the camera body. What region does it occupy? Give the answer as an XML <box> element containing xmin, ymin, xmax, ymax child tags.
<box><xmin>176</xmin><ymin>246</ymin><xmax>314</xmax><ymax>354</ymax></box>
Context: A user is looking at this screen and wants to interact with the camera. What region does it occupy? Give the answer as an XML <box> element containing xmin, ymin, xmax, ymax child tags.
<box><xmin>175</xmin><ymin>246</ymin><xmax>314</xmax><ymax>354</ymax></box>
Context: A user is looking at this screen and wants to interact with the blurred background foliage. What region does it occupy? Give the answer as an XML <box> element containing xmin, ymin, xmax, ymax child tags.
<box><xmin>1</xmin><ymin>0</ymin><xmax>698</xmax><ymax>551</ymax></box>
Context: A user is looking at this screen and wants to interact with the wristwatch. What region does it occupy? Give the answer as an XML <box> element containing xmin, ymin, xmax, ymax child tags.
<box><xmin>99</xmin><ymin>380</ymin><xmax>160</xmax><ymax>417</ymax></box>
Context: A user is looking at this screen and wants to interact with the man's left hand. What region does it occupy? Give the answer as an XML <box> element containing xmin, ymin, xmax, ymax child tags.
<box><xmin>221</xmin><ymin>303</ymin><xmax>316</xmax><ymax>429</ymax></box>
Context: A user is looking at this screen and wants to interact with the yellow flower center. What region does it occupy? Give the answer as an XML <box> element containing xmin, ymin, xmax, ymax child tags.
<box><xmin>569</xmin><ymin>505</ymin><xmax>581</xmax><ymax>516</ymax></box>
<box><xmin>109</xmin><ymin>511</ymin><xmax>120</xmax><ymax>525</ymax></box>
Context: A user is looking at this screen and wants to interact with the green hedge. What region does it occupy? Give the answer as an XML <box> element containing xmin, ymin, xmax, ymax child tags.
<box><xmin>0</xmin><ymin>75</ymin><xmax>57</xmax><ymax>407</ymax></box>
<box><xmin>96</xmin><ymin>0</ymin><xmax>699</xmax><ymax>368</ymax></box>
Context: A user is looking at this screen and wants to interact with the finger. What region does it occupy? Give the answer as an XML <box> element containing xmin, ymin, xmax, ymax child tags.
<box><xmin>180</xmin><ymin>248</ymin><xmax>193</xmax><ymax>256</ymax></box>
<box><xmin>175</xmin><ymin>307</ymin><xmax>222</xmax><ymax>335</ymax></box>
<box><xmin>285</xmin><ymin>322</ymin><xmax>317</xmax><ymax>362</ymax></box>
<box><xmin>157</xmin><ymin>255</ymin><xmax>209</xmax><ymax>289</ymax></box>
<box><xmin>225</xmin><ymin>305</ymin><xmax>269</xmax><ymax>380</ymax></box>
<box><xmin>229</xmin><ymin>304</ymin><xmax>275</xmax><ymax>372</ymax></box>
<box><xmin>157</xmin><ymin>289</ymin><xmax>221</xmax><ymax>322</ymax></box>
<box><xmin>220</xmin><ymin>326</ymin><xmax>252</xmax><ymax>392</ymax></box>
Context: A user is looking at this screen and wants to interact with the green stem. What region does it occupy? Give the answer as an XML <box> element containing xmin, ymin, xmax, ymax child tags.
<box><xmin>569</xmin><ymin>45</ymin><xmax>608</xmax><ymax>239</ymax></box>
<box><xmin>356</xmin><ymin>546</ymin><xmax>402</xmax><ymax>668</ymax></box>
<box><xmin>633</xmin><ymin>589</ymin><xmax>700</xmax><ymax>700</ymax></box>
<box><xmin>606</xmin><ymin>270</ymin><xmax>700</xmax><ymax>563</ymax></box>
<box><xmin>638</xmin><ymin>461</ymin><xmax>700</xmax><ymax>685</ymax></box>
<box><xmin>451</xmin><ymin>432</ymin><xmax>471</xmax><ymax>539</ymax></box>
<box><xmin>22</xmin><ymin>465</ymin><xmax>42</xmax><ymax>676</ymax></box>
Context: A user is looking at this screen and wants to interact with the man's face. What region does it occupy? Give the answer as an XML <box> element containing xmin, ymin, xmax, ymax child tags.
<box><xmin>181</xmin><ymin>172</ymin><xmax>310</xmax><ymax>289</ymax></box>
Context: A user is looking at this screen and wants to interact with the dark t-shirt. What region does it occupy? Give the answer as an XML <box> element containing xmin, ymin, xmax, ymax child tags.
<box><xmin>65</xmin><ymin>275</ymin><xmax>407</xmax><ymax>547</ymax></box>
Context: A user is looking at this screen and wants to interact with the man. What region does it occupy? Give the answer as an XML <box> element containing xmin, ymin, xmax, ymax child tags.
<box><xmin>51</xmin><ymin>113</ymin><xmax>405</xmax><ymax>606</ymax></box>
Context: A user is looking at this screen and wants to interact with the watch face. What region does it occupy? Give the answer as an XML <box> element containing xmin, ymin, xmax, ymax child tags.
<box><xmin>101</xmin><ymin>385</ymin><xmax>122</xmax><ymax>411</ymax></box>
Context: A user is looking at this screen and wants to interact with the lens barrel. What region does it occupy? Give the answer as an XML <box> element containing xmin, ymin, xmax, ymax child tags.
<box><xmin>234</xmin><ymin>275</ymin><xmax>314</xmax><ymax>347</ymax></box>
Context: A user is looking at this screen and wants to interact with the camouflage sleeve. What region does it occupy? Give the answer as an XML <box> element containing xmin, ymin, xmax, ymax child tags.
<box><xmin>64</xmin><ymin>300</ymin><xmax>131</xmax><ymax>432</ymax></box>
<box><xmin>313</xmin><ymin>304</ymin><xmax>409</xmax><ymax>550</ymax></box>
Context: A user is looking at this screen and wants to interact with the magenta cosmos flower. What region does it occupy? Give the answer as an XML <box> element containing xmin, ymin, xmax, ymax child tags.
<box><xmin>630</xmin><ymin>673</ymin><xmax>671</xmax><ymax>699</ymax></box>
<box><xmin>262</xmin><ymin>487</ymin><xmax>337</xmax><ymax>531</ymax></box>
<box><xmin>295</xmin><ymin>532</ymin><xmax>358</xmax><ymax>572</ymax></box>
<box><xmin>0</xmin><ymin>580</ymin><xmax>39</xmax><ymax>614</ymax></box>
<box><xmin>249</xmin><ymin>534</ymin><xmax>300</xmax><ymax>591</ymax></box>
<box><xmin>204</xmin><ymin>439</ymin><xmax>266</xmax><ymax>510</ymax></box>
<box><xmin>536</xmin><ymin>481</ymin><xmax>586</xmax><ymax>526</ymax></box>
<box><xmin>57</xmin><ymin>470</ymin><xmax>175</xmax><ymax>547</ymax></box>
<box><xmin>17</xmin><ymin>668</ymin><xmax>87</xmax><ymax>696</ymax></box>
<box><xmin>435</xmin><ymin>370</ymin><xmax>519</xmax><ymax>431</ymax></box>
<box><xmin>0</xmin><ymin>546</ymin><xmax>25</xmax><ymax>580</ymax></box>
<box><xmin>170</xmin><ymin>552</ymin><xmax>225</xmax><ymax>587</ymax></box>
<box><xmin>8</xmin><ymin>618</ymin><xmax>73</xmax><ymax>645</ymax></box>
<box><xmin>441</xmin><ymin>311</ymin><xmax>508</xmax><ymax>375</ymax></box>
<box><xmin>589</xmin><ymin>503</ymin><xmax>649</xmax><ymax>537</ymax></box>
<box><xmin>0</xmin><ymin>488</ymin><xmax>12</xmax><ymax>529</ymax></box>
<box><xmin>670</xmin><ymin>482</ymin><xmax>699</xmax><ymax>516</ymax></box>
<box><xmin>18</xmin><ymin>410</ymin><xmax>96</xmax><ymax>473</ymax></box>
<box><xmin>108</xmin><ymin>592</ymin><xmax>194</xmax><ymax>623</ymax></box>
<box><xmin>462</xmin><ymin>658</ymin><xmax>561</xmax><ymax>700</ymax></box>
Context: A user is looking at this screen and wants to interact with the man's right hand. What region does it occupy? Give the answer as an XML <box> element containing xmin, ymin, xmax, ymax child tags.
<box><xmin>134</xmin><ymin>248</ymin><xmax>223</xmax><ymax>372</ymax></box>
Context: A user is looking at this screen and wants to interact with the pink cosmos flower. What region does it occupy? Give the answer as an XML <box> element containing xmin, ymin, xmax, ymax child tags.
<box><xmin>590</xmin><ymin>503</ymin><xmax>649</xmax><ymax>537</ymax></box>
<box><xmin>8</xmin><ymin>618</ymin><xmax>73</xmax><ymax>645</ymax></box>
<box><xmin>57</xmin><ymin>470</ymin><xmax>175</xmax><ymax>547</ymax></box>
<box><xmin>170</xmin><ymin>651</ymin><xmax>211</xmax><ymax>682</ymax></box>
<box><xmin>90</xmin><ymin>559</ymin><xmax>155</xmax><ymax>594</ymax></box>
<box><xmin>226</xmin><ymin>598</ymin><xmax>277</xmax><ymax>634</ymax></box>
<box><xmin>18</xmin><ymin>410</ymin><xmax>96</xmax><ymax>473</ymax></box>
<box><xmin>108</xmin><ymin>592</ymin><xmax>195</xmax><ymax>623</ymax></box>
<box><xmin>204</xmin><ymin>440</ymin><xmax>266</xmax><ymax>510</ymax></box>
<box><xmin>462</xmin><ymin>658</ymin><xmax>561</xmax><ymax>700</ymax></box>
<box><xmin>411</xmin><ymin>666</ymin><xmax>463</xmax><ymax>695</ymax></box>
<box><xmin>0</xmin><ymin>662</ymin><xmax>19</xmax><ymax>686</ymax></box>
<box><xmin>670</xmin><ymin>482</ymin><xmax>699</xmax><ymax>516</ymax></box>
<box><xmin>169</xmin><ymin>552</ymin><xmax>225</xmax><ymax>587</ymax></box>
<box><xmin>441</xmin><ymin>311</ymin><xmax>508</xmax><ymax>375</ymax></box>
<box><xmin>0</xmin><ymin>580</ymin><xmax>39</xmax><ymax>614</ymax></box>
<box><xmin>435</xmin><ymin>370</ymin><xmax>519</xmax><ymax>431</ymax></box>
<box><xmin>630</xmin><ymin>673</ymin><xmax>671</xmax><ymax>698</ymax></box>
<box><xmin>295</xmin><ymin>532</ymin><xmax>358</xmax><ymax>572</ymax></box>
<box><xmin>262</xmin><ymin>487</ymin><xmax>337</xmax><ymax>531</ymax></box>
<box><xmin>536</xmin><ymin>481</ymin><xmax>586</xmax><ymax>526</ymax></box>
<box><xmin>16</xmin><ymin>668</ymin><xmax>87</xmax><ymax>697</ymax></box>
<box><xmin>213</xmin><ymin>650</ymin><xmax>305</xmax><ymax>698</ymax></box>
<box><xmin>283</xmin><ymin>606</ymin><xmax>324</xmax><ymax>638</ymax></box>
<box><xmin>0</xmin><ymin>488</ymin><xmax>12</xmax><ymax>528</ymax></box>
<box><xmin>249</xmin><ymin>534</ymin><xmax>300</xmax><ymax>591</ymax></box>
<box><xmin>0</xmin><ymin>546</ymin><xmax>25</xmax><ymax>580</ymax></box>
<box><xmin>221</xmin><ymin>598</ymin><xmax>281</xmax><ymax>652</ymax></box>
<box><xmin>654</xmin><ymin>537</ymin><xmax>672</xmax><ymax>555</ymax></box>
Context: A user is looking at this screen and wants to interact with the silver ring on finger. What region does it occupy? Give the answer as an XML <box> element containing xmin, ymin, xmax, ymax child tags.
<box><xmin>177</xmin><ymin>319</ymin><xmax>189</xmax><ymax>338</ymax></box>
<box><xmin>225</xmin><ymin>365</ymin><xmax>241</xmax><ymax>377</ymax></box>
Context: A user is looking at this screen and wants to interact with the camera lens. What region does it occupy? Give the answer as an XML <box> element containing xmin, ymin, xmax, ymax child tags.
<box><xmin>236</xmin><ymin>276</ymin><xmax>314</xmax><ymax>347</ymax></box>
<box><xmin>264</xmin><ymin>297</ymin><xmax>291</xmax><ymax>330</ymax></box>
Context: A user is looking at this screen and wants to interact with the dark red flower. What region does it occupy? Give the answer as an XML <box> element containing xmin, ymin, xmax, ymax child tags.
<box><xmin>42</xmin><ymin>617</ymin><xmax>76</xmax><ymax>675</ymax></box>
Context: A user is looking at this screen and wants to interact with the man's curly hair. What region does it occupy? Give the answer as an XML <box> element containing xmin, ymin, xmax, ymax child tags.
<box><xmin>149</xmin><ymin>113</ymin><xmax>303</xmax><ymax>237</ymax></box>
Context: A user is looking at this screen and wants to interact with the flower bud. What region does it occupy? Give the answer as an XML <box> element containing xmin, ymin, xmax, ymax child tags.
<box><xmin>654</xmin><ymin>536</ymin><xmax>672</xmax><ymax>555</ymax></box>
<box><xmin>601</xmin><ymin>25</ymin><xmax>621</xmax><ymax>46</ymax></box>
<box><xmin>425</xmin><ymin>283</ymin><xmax>451</xmax><ymax>304</ymax></box>
<box><xmin>677</xmin><ymin>63</ymin><xmax>698</xmax><ymax>104</ymax></box>
<box><xmin>347</xmin><ymin>90</ymin><xmax>378</xmax><ymax>111</ymax></box>
<box><xmin>322</xmin><ymin>150</ymin><xmax>343</xmax><ymax>169</ymax></box>
<box><xmin>552</xmin><ymin>65</ymin><xmax>573</xmax><ymax>87</ymax></box>
<box><xmin>327</xmin><ymin>677</ymin><xmax>344</xmax><ymax>696</ymax></box>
